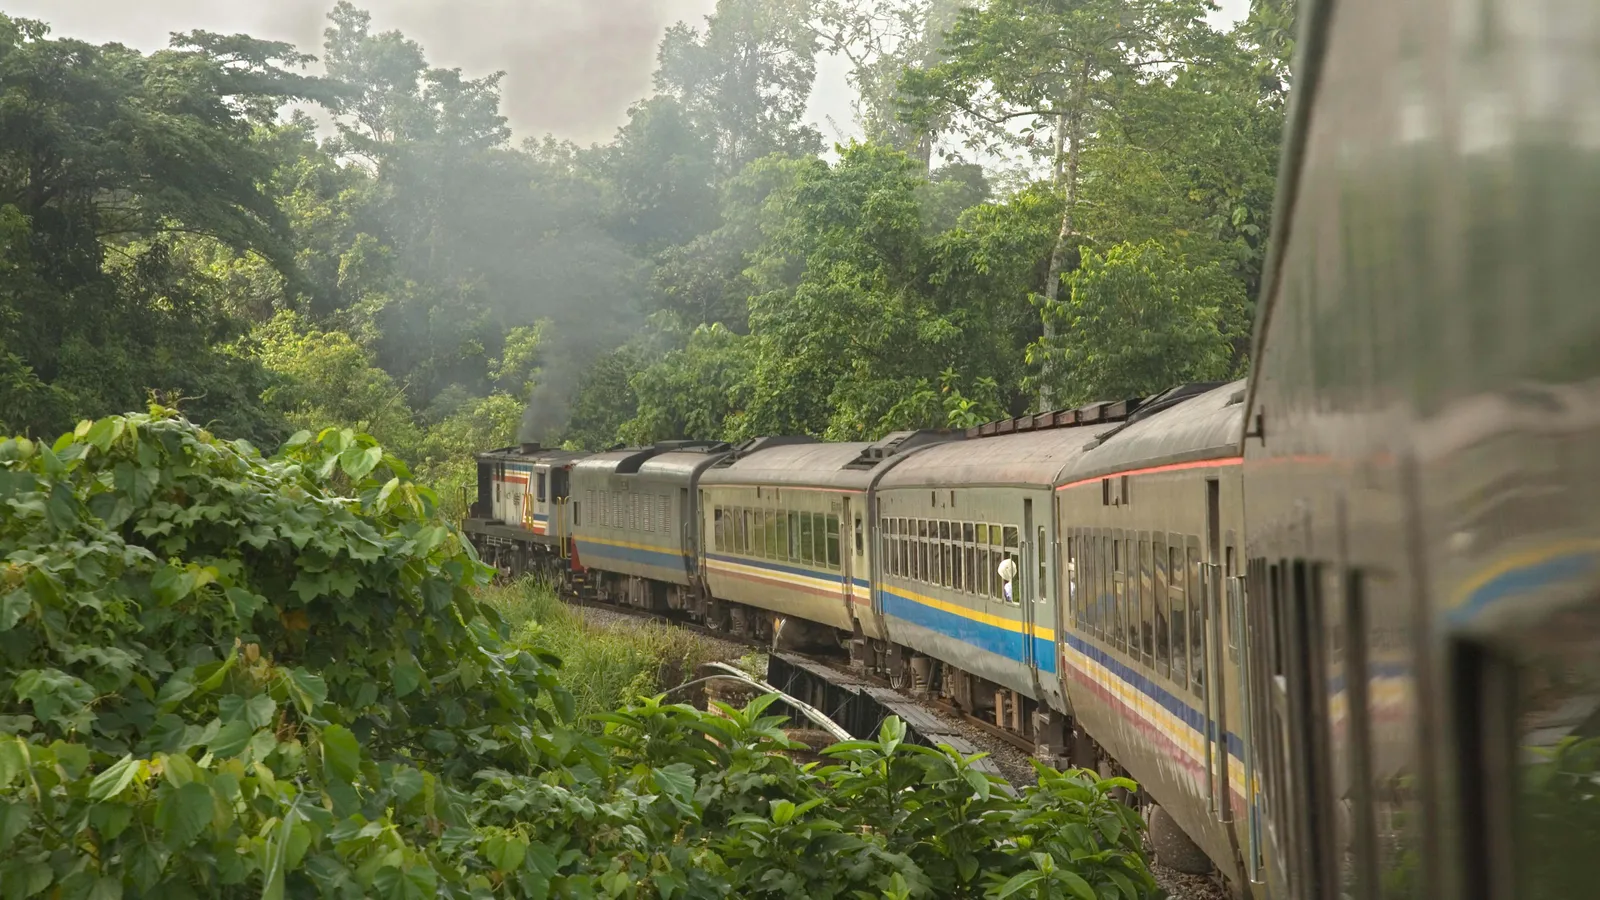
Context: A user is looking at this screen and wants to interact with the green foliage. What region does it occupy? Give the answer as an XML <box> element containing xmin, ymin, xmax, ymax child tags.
<box><xmin>0</xmin><ymin>14</ymin><xmax>329</xmax><ymax>442</ymax></box>
<box><xmin>1030</xmin><ymin>240</ymin><xmax>1247</xmax><ymax>405</ymax></box>
<box><xmin>1518</xmin><ymin>735</ymin><xmax>1600</xmax><ymax>900</ymax></box>
<box><xmin>622</xmin><ymin>324</ymin><xmax>756</xmax><ymax>444</ymax></box>
<box><xmin>256</xmin><ymin>311</ymin><xmax>421</xmax><ymax>454</ymax></box>
<box><xmin>0</xmin><ymin>410</ymin><xmax>1166</xmax><ymax>899</ymax></box>
<box><xmin>655</xmin><ymin>0</ymin><xmax>823</xmax><ymax>176</ymax></box>
<box><xmin>481</xmin><ymin>579</ymin><xmax>722</xmax><ymax>725</ymax></box>
<box><xmin>0</xmin><ymin>408</ymin><xmax>568</xmax><ymax>896</ymax></box>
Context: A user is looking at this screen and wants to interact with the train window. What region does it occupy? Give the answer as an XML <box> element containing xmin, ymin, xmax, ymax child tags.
<box><xmin>977</xmin><ymin>548</ymin><xmax>989</xmax><ymax>597</ymax></box>
<box><xmin>1154</xmin><ymin>539</ymin><xmax>1170</xmax><ymax>678</ymax></box>
<box><xmin>751</xmin><ymin>509</ymin><xmax>766</xmax><ymax>557</ymax></box>
<box><xmin>1037</xmin><ymin>526</ymin><xmax>1048</xmax><ymax>600</ymax></box>
<box><xmin>825</xmin><ymin>515</ymin><xmax>840</xmax><ymax>569</ymax></box>
<box><xmin>1003</xmin><ymin>526</ymin><xmax>1019</xmax><ymax>550</ymax></box>
<box><xmin>536</xmin><ymin>473</ymin><xmax>546</xmax><ymax>503</ymax></box>
<box><xmin>854</xmin><ymin>515</ymin><xmax>863</xmax><ymax>556</ymax></box>
<box><xmin>1226</xmin><ymin>546</ymin><xmax>1240</xmax><ymax>659</ymax></box>
<box><xmin>911</xmin><ymin>536</ymin><xmax>922</xmax><ymax>581</ymax></box>
<box><xmin>573</xmin><ymin>501</ymin><xmax>581</xmax><ymax>526</ymax></box>
<box><xmin>943</xmin><ymin>544</ymin><xmax>954</xmax><ymax>588</ymax></box>
<box><xmin>1472</xmin><ymin>605</ymin><xmax>1600</xmax><ymax>900</ymax></box>
<box><xmin>1169</xmin><ymin>545</ymin><xmax>1188</xmax><ymax>686</ymax></box>
<box><xmin>1126</xmin><ymin>538</ymin><xmax>1139</xmax><ymax>652</ymax></box>
<box><xmin>951</xmin><ymin>543</ymin><xmax>964</xmax><ymax>590</ymax></box>
<box><xmin>964</xmin><ymin>546</ymin><xmax>976</xmax><ymax>594</ymax></box>
<box><xmin>1188</xmin><ymin>543</ymin><xmax>1205</xmax><ymax>697</ymax></box>
<box><xmin>796</xmin><ymin>513</ymin><xmax>813</xmax><ymax>563</ymax></box>
<box><xmin>963</xmin><ymin>522</ymin><xmax>975</xmax><ymax>543</ymax></box>
<box><xmin>1100</xmin><ymin>535</ymin><xmax>1113</xmax><ymax>639</ymax></box>
<box><xmin>712</xmin><ymin>507</ymin><xmax>723</xmax><ymax>551</ymax></box>
<box><xmin>1111</xmin><ymin>539</ymin><xmax>1125</xmax><ymax>650</ymax></box>
<box><xmin>1140</xmin><ymin>540</ymin><xmax>1155</xmax><ymax>664</ymax></box>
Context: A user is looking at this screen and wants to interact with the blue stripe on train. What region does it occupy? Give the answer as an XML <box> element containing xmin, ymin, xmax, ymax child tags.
<box><xmin>574</xmin><ymin>540</ymin><xmax>685</xmax><ymax>570</ymax></box>
<box><xmin>878</xmin><ymin>586</ymin><xmax>1056</xmax><ymax>674</ymax></box>
<box><xmin>1065</xmin><ymin>633</ymin><xmax>1244</xmax><ymax>759</ymax></box>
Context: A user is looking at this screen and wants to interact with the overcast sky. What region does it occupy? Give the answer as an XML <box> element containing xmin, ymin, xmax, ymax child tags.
<box><xmin>6</xmin><ymin>0</ymin><xmax>1251</xmax><ymax>146</ymax></box>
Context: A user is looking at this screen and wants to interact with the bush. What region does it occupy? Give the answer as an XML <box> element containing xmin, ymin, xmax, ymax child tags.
<box><xmin>0</xmin><ymin>409</ymin><xmax>1160</xmax><ymax>899</ymax></box>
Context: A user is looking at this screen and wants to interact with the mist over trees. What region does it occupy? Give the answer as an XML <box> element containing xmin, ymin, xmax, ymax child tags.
<box><xmin>0</xmin><ymin>0</ymin><xmax>1295</xmax><ymax>505</ymax></box>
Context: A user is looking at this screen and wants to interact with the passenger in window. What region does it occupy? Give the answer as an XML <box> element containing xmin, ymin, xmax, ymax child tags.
<box><xmin>998</xmin><ymin>556</ymin><xmax>1017</xmax><ymax>604</ymax></box>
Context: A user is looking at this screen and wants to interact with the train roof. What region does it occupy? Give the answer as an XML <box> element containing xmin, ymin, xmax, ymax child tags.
<box><xmin>875</xmin><ymin>426</ymin><xmax>1101</xmax><ymax>490</ymax></box>
<box><xmin>702</xmin><ymin>430</ymin><xmax>959</xmax><ymax>491</ymax></box>
<box><xmin>1057</xmin><ymin>380</ymin><xmax>1247</xmax><ymax>485</ymax></box>
<box><xmin>572</xmin><ymin>441</ymin><xmax>732</xmax><ymax>481</ymax></box>
<box><xmin>476</xmin><ymin>443</ymin><xmax>589</xmax><ymax>466</ymax></box>
<box><xmin>702</xmin><ymin>441</ymin><xmax>878</xmax><ymax>490</ymax></box>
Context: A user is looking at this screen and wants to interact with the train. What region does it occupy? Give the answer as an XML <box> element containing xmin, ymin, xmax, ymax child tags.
<box><xmin>466</xmin><ymin>379</ymin><xmax>1264</xmax><ymax>889</ymax></box>
<box><xmin>464</xmin><ymin>2</ymin><xmax>1600</xmax><ymax>899</ymax></box>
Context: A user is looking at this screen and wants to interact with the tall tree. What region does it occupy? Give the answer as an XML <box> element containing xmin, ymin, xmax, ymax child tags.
<box><xmin>902</xmin><ymin>0</ymin><xmax>1215</xmax><ymax>409</ymax></box>
<box><xmin>656</xmin><ymin>0</ymin><xmax>824</xmax><ymax>177</ymax></box>
<box><xmin>813</xmin><ymin>0</ymin><xmax>967</xmax><ymax>168</ymax></box>
<box><xmin>0</xmin><ymin>13</ymin><xmax>332</xmax><ymax>440</ymax></box>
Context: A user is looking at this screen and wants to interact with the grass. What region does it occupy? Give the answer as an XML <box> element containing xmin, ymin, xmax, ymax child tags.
<box><xmin>479</xmin><ymin>577</ymin><xmax>727</xmax><ymax>724</ymax></box>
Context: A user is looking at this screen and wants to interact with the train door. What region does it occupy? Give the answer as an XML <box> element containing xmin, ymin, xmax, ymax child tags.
<box><xmin>1022</xmin><ymin>498</ymin><xmax>1039</xmax><ymax>680</ymax></box>
<box><xmin>532</xmin><ymin>464</ymin><xmax>550</xmax><ymax>534</ymax></box>
<box><xmin>1247</xmin><ymin>557</ymin><xmax>1338</xmax><ymax>900</ymax></box>
<box><xmin>841</xmin><ymin>495</ymin><xmax>861</xmax><ymax>621</ymax></box>
<box><xmin>1232</xmin><ymin>555</ymin><xmax>1263</xmax><ymax>886</ymax></box>
<box><xmin>678</xmin><ymin>487</ymin><xmax>694</xmax><ymax>580</ymax></box>
<box><xmin>1203</xmin><ymin>480</ymin><xmax>1232</xmax><ymax>823</ymax></box>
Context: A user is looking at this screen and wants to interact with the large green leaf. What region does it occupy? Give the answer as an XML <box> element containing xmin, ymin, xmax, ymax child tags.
<box><xmin>156</xmin><ymin>782</ymin><xmax>215</xmax><ymax>847</ymax></box>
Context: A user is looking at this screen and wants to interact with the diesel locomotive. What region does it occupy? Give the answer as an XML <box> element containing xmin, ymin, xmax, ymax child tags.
<box><xmin>465</xmin><ymin>0</ymin><xmax>1600</xmax><ymax>897</ymax></box>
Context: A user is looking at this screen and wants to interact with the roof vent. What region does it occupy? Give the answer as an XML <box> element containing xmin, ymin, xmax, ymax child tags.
<box><xmin>519</xmin><ymin>442</ymin><xmax>542</xmax><ymax>454</ymax></box>
<box><xmin>846</xmin><ymin>429</ymin><xmax>959</xmax><ymax>468</ymax></box>
<box><xmin>966</xmin><ymin>397</ymin><xmax>1145</xmax><ymax>439</ymax></box>
<box><xmin>713</xmin><ymin>435</ymin><xmax>818</xmax><ymax>467</ymax></box>
<box><xmin>653</xmin><ymin>439</ymin><xmax>731</xmax><ymax>453</ymax></box>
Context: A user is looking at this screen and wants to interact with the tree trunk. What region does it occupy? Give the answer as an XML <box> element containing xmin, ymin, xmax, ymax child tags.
<box><xmin>1037</xmin><ymin>64</ymin><xmax>1086</xmax><ymax>412</ymax></box>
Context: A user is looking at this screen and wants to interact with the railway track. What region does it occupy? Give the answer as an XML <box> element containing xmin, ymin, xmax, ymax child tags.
<box><xmin>539</xmin><ymin>576</ymin><xmax>1043</xmax><ymax>770</ymax></box>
